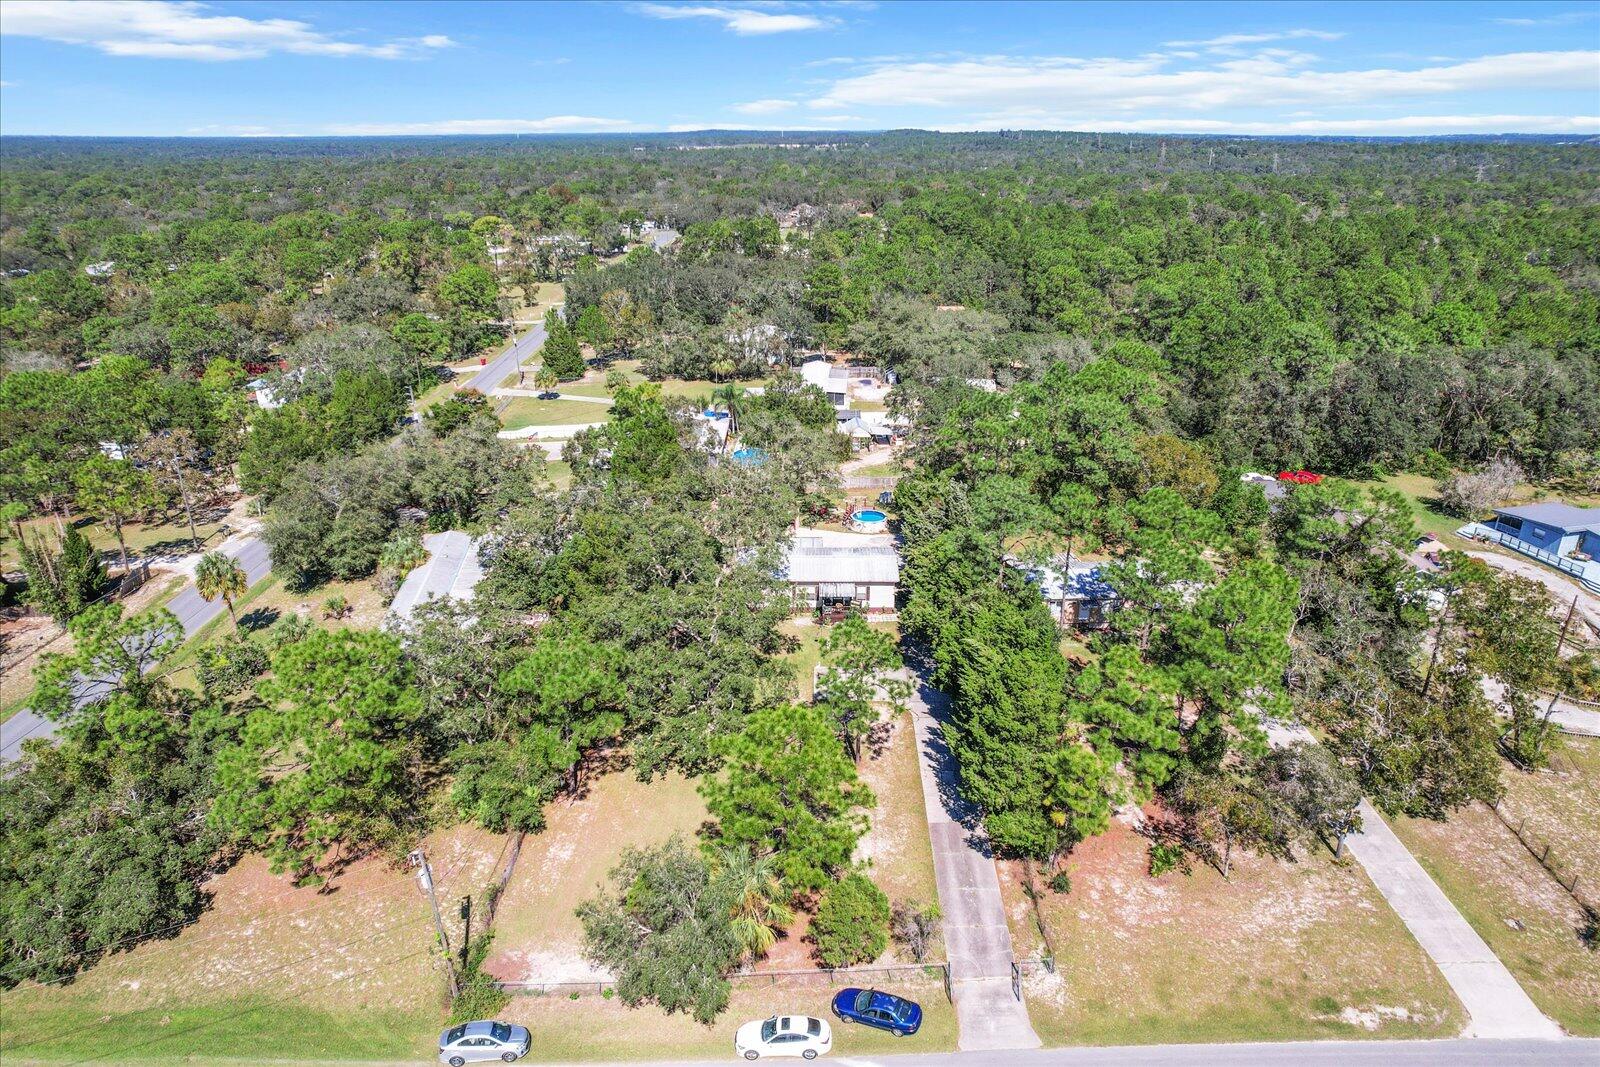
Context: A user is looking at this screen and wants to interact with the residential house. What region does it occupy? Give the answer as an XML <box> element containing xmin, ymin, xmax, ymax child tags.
<box><xmin>784</xmin><ymin>529</ymin><xmax>899</xmax><ymax>615</ymax></box>
<box><xmin>1006</xmin><ymin>555</ymin><xmax>1119</xmax><ymax>631</ymax></box>
<box><xmin>1464</xmin><ymin>501</ymin><xmax>1600</xmax><ymax>592</ymax></box>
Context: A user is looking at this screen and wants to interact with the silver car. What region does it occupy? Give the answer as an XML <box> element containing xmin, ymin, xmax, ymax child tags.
<box><xmin>438</xmin><ymin>1020</ymin><xmax>531</xmax><ymax>1065</ymax></box>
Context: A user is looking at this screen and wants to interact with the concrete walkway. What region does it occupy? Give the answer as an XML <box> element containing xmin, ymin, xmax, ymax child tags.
<box><xmin>491</xmin><ymin>388</ymin><xmax>614</xmax><ymax>404</ymax></box>
<box><xmin>1343</xmin><ymin>801</ymin><xmax>1563</xmax><ymax>1039</ymax></box>
<box><xmin>907</xmin><ymin>672</ymin><xmax>1042</xmax><ymax>1052</ymax></box>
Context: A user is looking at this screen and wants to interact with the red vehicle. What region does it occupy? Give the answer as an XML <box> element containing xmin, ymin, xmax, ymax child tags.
<box><xmin>1276</xmin><ymin>470</ymin><xmax>1323</xmax><ymax>485</ymax></box>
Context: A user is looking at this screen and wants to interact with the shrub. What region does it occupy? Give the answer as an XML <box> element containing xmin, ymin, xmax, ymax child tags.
<box><xmin>323</xmin><ymin>593</ymin><xmax>349</xmax><ymax>619</ymax></box>
<box><xmin>195</xmin><ymin>634</ymin><xmax>270</xmax><ymax>698</ymax></box>
<box><xmin>889</xmin><ymin>899</ymin><xmax>940</xmax><ymax>964</ymax></box>
<box><xmin>1048</xmin><ymin>870</ymin><xmax>1072</xmax><ymax>895</ymax></box>
<box><xmin>1437</xmin><ymin>458</ymin><xmax>1523</xmax><ymax>519</ymax></box>
<box><xmin>812</xmin><ymin>871</ymin><xmax>890</xmax><ymax>968</ymax></box>
<box><xmin>1148</xmin><ymin>840</ymin><xmax>1189</xmax><ymax>877</ymax></box>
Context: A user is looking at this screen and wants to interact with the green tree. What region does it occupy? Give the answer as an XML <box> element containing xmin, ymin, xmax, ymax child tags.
<box><xmin>211</xmin><ymin>628</ymin><xmax>424</xmax><ymax>882</ymax></box>
<box><xmin>701</xmin><ymin>703</ymin><xmax>873</xmax><ymax>895</ymax></box>
<box><xmin>17</xmin><ymin>524</ymin><xmax>105</xmax><ymax>625</ymax></box>
<box><xmin>194</xmin><ymin>551</ymin><xmax>249</xmax><ymax>629</ymax></box>
<box><xmin>72</xmin><ymin>453</ymin><xmax>164</xmax><ymax>573</ymax></box>
<box><xmin>436</xmin><ymin>264</ymin><xmax>502</xmax><ymax>354</ymax></box>
<box><xmin>811</xmin><ymin>871</ymin><xmax>890</xmax><ymax>968</ymax></box>
<box><xmin>540</xmin><ymin>309</ymin><xmax>586</xmax><ymax>381</ymax></box>
<box><xmin>496</xmin><ymin>629</ymin><xmax>626</xmax><ymax>794</ymax></box>
<box><xmin>817</xmin><ymin>612</ymin><xmax>910</xmax><ymax>762</ymax></box>
<box><xmin>577</xmin><ymin>837</ymin><xmax>746</xmax><ymax>1023</ymax></box>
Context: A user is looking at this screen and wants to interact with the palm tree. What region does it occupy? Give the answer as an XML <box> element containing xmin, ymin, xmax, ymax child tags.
<box><xmin>713</xmin><ymin>848</ymin><xmax>794</xmax><ymax>965</ymax></box>
<box><xmin>709</xmin><ymin>357</ymin><xmax>736</xmax><ymax>383</ymax></box>
<box><xmin>711</xmin><ymin>382</ymin><xmax>745</xmax><ymax>450</ymax></box>
<box><xmin>194</xmin><ymin>551</ymin><xmax>248</xmax><ymax>630</ymax></box>
<box><xmin>533</xmin><ymin>367</ymin><xmax>559</xmax><ymax>394</ymax></box>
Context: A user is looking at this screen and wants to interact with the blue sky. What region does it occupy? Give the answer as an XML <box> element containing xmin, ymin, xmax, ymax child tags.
<box><xmin>1</xmin><ymin>1</ymin><xmax>1596</xmax><ymax>136</ymax></box>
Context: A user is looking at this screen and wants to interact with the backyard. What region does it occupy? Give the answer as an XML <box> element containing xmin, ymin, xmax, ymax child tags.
<box><xmin>1005</xmin><ymin>820</ymin><xmax>1466</xmax><ymax>1046</ymax></box>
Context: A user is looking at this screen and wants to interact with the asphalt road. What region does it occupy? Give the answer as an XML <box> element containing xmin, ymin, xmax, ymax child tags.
<box><xmin>0</xmin><ymin>533</ymin><xmax>272</xmax><ymax>765</ymax></box>
<box><xmin>467</xmin><ymin>320</ymin><xmax>548</xmax><ymax>394</ymax></box>
<box><xmin>529</xmin><ymin>1038</ymin><xmax>1594</xmax><ymax>1067</ymax></box>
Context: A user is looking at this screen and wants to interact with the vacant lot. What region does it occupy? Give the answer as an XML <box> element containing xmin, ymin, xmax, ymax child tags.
<box><xmin>500</xmin><ymin>397</ymin><xmax>613</xmax><ymax>430</ymax></box>
<box><xmin>485</xmin><ymin>768</ymin><xmax>709</xmax><ymax>985</ymax></box>
<box><xmin>1006</xmin><ymin>821</ymin><xmax>1465</xmax><ymax>1046</ymax></box>
<box><xmin>1498</xmin><ymin>737</ymin><xmax>1600</xmax><ymax>901</ymax></box>
<box><xmin>506</xmin><ymin>973</ymin><xmax>955</xmax><ymax>1062</ymax></box>
<box><xmin>0</xmin><ymin>825</ymin><xmax>507</xmax><ymax>1064</ymax></box>
<box><xmin>856</xmin><ymin>708</ymin><xmax>940</xmax><ymax>924</ymax></box>
<box><xmin>1393</xmin><ymin>800</ymin><xmax>1600</xmax><ymax>1036</ymax></box>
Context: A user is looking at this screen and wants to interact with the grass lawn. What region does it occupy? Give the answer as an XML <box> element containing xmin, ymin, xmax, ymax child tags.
<box><xmin>0</xmin><ymin>825</ymin><xmax>509</xmax><ymax>1065</ymax></box>
<box><xmin>849</xmin><ymin>462</ymin><xmax>901</xmax><ymax>478</ymax></box>
<box><xmin>1496</xmin><ymin>736</ymin><xmax>1600</xmax><ymax>902</ymax></box>
<box><xmin>1005</xmin><ymin>821</ymin><xmax>1466</xmax><ymax>1046</ymax></box>
<box><xmin>858</xmin><ymin>709</ymin><xmax>940</xmax><ymax>913</ymax></box>
<box><xmin>485</xmin><ymin>768</ymin><xmax>708</xmax><ymax>984</ymax></box>
<box><xmin>1348</xmin><ymin>473</ymin><xmax>1467</xmax><ymax>546</ymax></box>
<box><xmin>3</xmin><ymin>510</ymin><xmax>232</xmax><ymax>571</ymax></box>
<box><xmin>500</xmin><ymin>397</ymin><xmax>613</xmax><ymax>431</ymax></box>
<box><xmin>1392</xmin><ymin>802</ymin><xmax>1600</xmax><ymax>1036</ymax></box>
<box><xmin>506</xmin><ymin>973</ymin><xmax>956</xmax><ymax>1062</ymax></box>
<box><xmin>542</xmin><ymin>459</ymin><xmax>573</xmax><ymax>491</ymax></box>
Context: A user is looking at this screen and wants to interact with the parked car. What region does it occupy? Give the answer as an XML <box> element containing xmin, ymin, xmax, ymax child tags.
<box><xmin>734</xmin><ymin>1014</ymin><xmax>833</xmax><ymax>1060</ymax></box>
<box><xmin>437</xmin><ymin>1020</ymin><xmax>531</xmax><ymax>1065</ymax></box>
<box><xmin>536</xmin><ymin>390</ymin><xmax>561</xmax><ymax>400</ymax></box>
<box><xmin>830</xmin><ymin>987</ymin><xmax>922</xmax><ymax>1036</ymax></box>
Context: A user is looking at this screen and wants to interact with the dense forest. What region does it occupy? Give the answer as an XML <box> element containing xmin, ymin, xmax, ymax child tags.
<box><xmin>2</xmin><ymin>131</ymin><xmax>1597</xmax><ymax>1007</ymax></box>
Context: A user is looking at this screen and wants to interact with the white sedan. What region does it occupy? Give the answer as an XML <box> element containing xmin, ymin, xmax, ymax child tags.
<box><xmin>734</xmin><ymin>1014</ymin><xmax>833</xmax><ymax>1060</ymax></box>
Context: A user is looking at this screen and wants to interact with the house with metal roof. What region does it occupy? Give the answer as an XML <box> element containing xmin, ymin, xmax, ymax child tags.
<box><xmin>782</xmin><ymin>529</ymin><xmax>898</xmax><ymax>615</ymax></box>
<box><xmin>1005</xmin><ymin>554</ymin><xmax>1119</xmax><ymax>630</ymax></box>
<box><xmin>1462</xmin><ymin>501</ymin><xmax>1600</xmax><ymax>592</ymax></box>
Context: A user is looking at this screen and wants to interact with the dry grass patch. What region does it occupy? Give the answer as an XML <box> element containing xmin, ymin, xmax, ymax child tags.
<box><xmin>1496</xmin><ymin>737</ymin><xmax>1600</xmax><ymax>896</ymax></box>
<box><xmin>1392</xmin><ymin>803</ymin><xmax>1600</xmax><ymax>1035</ymax></box>
<box><xmin>485</xmin><ymin>769</ymin><xmax>708</xmax><ymax>984</ymax></box>
<box><xmin>0</xmin><ymin>825</ymin><xmax>508</xmax><ymax>1064</ymax></box>
<box><xmin>1005</xmin><ymin>821</ymin><xmax>1465</xmax><ymax>1046</ymax></box>
<box><xmin>856</xmin><ymin>709</ymin><xmax>938</xmax><ymax>918</ymax></box>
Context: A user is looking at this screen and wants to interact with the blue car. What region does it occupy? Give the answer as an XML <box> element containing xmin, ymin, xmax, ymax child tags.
<box><xmin>830</xmin><ymin>987</ymin><xmax>922</xmax><ymax>1036</ymax></box>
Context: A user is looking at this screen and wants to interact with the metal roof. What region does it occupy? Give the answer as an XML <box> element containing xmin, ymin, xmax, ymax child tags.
<box><xmin>1494</xmin><ymin>503</ymin><xmax>1600</xmax><ymax>532</ymax></box>
<box><xmin>784</xmin><ymin>533</ymin><xmax>899</xmax><ymax>584</ymax></box>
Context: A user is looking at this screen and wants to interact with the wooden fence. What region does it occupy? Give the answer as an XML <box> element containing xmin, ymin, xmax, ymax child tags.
<box><xmin>500</xmin><ymin>961</ymin><xmax>954</xmax><ymax>1001</ymax></box>
<box><xmin>1489</xmin><ymin>797</ymin><xmax>1598</xmax><ymax>918</ymax></box>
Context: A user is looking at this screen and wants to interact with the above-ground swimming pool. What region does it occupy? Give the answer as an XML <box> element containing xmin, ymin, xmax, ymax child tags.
<box><xmin>731</xmin><ymin>446</ymin><xmax>768</xmax><ymax>467</ymax></box>
<box><xmin>853</xmin><ymin>508</ymin><xmax>888</xmax><ymax>532</ymax></box>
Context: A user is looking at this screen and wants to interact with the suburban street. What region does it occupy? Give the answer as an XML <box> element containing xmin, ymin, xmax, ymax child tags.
<box><xmin>467</xmin><ymin>319</ymin><xmax>548</xmax><ymax>393</ymax></box>
<box><xmin>0</xmin><ymin>531</ymin><xmax>272</xmax><ymax>764</ymax></box>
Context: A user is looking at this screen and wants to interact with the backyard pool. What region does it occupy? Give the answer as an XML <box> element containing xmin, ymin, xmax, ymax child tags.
<box><xmin>853</xmin><ymin>508</ymin><xmax>888</xmax><ymax>532</ymax></box>
<box><xmin>731</xmin><ymin>446</ymin><xmax>768</xmax><ymax>467</ymax></box>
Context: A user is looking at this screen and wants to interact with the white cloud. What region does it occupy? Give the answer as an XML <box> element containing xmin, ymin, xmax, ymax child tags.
<box><xmin>633</xmin><ymin>4</ymin><xmax>833</xmax><ymax>35</ymax></box>
<box><xmin>321</xmin><ymin>116</ymin><xmax>637</xmax><ymax>135</ymax></box>
<box><xmin>0</xmin><ymin>1</ymin><xmax>456</xmax><ymax>61</ymax></box>
<box><xmin>731</xmin><ymin>98</ymin><xmax>798</xmax><ymax>114</ymax></box>
<box><xmin>812</xmin><ymin>113</ymin><xmax>866</xmax><ymax>122</ymax></box>
<box><xmin>932</xmin><ymin>114</ymin><xmax>1600</xmax><ymax>136</ymax></box>
<box><xmin>810</xmin><ymin>50</ymin><xmax>1600</xmax><ymax>116</ymax></box>
<box><xmin>1493</xmin><ymin>11</ymin><xmax>1597</xmax><ymax>27</ymax></box>
<box><xmin>1164</xmin><ymin>28</ymin><xmax>1344</xmax><ymax>49</ymax></box>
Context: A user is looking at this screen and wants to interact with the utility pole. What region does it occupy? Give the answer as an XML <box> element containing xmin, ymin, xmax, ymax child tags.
<box><xmin>459</xmin><ymin>895</ymin><xmax>473</xmax><ymax>973</ymax></box>
<box><xmin>411</xmin><ymin>848</ymin><xmax>459</xmax><ymax>999</ymax></box>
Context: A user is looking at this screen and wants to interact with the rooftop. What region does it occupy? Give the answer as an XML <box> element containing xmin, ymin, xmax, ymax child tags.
<box><xmin>1494</xmin><ymin>502</ymin><xmax>1600</xmax><ymax>532</ymax></box>
<box><xmin>784</xmin><ymin>530</ymin><xmax>899</xmax><ymax>585</ymax></box>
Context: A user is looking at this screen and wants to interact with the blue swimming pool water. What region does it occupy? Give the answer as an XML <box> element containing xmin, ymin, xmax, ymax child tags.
<box><xmin>857</xmin><ymin>509</ymin><xmax>887</xmax><ymax>522</ymax></box>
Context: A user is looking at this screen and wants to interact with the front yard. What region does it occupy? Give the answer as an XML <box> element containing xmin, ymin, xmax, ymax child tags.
<box><xmin>1005</xmin><ymin>820</ymin><xmax>1466</xmax><ymax>1046</ymax></box>
<box><xmin>0</xmin><ymin>825</ymin><xmax>508</xmax><ymax>1065</ymax></box>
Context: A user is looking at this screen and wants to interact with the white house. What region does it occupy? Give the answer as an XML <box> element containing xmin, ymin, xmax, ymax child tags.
<box><xmin>800</xmin><ymin>358</ymin><xmax>849</xmax><ymax>407</ymax></box>
<box><xmin>784</xmin><ymin>529</ymin><xmax>898</xmax><ymax>614</ymax></box>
